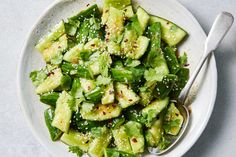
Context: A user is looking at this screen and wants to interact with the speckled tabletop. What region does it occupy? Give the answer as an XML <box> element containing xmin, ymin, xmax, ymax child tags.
<box><xmin>0</xmin><ymin>0</ymin><xmax>236</xmax><ymax>157</ymax></box>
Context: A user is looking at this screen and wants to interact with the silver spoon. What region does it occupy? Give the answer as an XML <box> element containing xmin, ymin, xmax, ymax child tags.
<box><xmin>149</xmin><ymin>12</ymin><xmax>234</xmax><ymax>155</ymax></box>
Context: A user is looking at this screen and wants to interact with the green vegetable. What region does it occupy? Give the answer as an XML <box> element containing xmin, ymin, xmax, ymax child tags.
<box><xmin>163</xmin><ymin>103</ymin><xmax>183</xmax><ymax>135</ymax></box>
<box><xmin>124</xmin><ymin>121</ymin><xmax>145</xmax><ymax>154</ymax></box>
<box><xmin>85</xmin><ymin>87</ymin><xmax>103</xmax><ymax>103</ymax></box>
<box><xmin>142</xmin><ymin>97</ymin><xmax>169</xmax><ymax>125</ymax></box>
<box><xmin>149</xmin><ymin>16</ymin><xmax>187</xmax><ymax>46</ymax></box>
<box><xmin>170</xmin><ymin>67</ymin><xmax>189</xmax><ymax>99</ymax></box>
<box><xmin>178</xmin><ymin>52</ymin><xmax>188</xmax><ymax>67</ymax></box>
<box><xmin>61</xmin><ymin>130</ymin><xmax>92</xmax><ymax>152</ymax></box>
<box><xmin>30</xmin><ymin>68</ymin><xmax>47</xmax><ymax>87</ymax></box>
<box><xmin>88</xmin><ymin>127</ymin><xmax>112</xmax><ymax>157</ymax></box>
<box><xmin>52</xmin><ymin>91</ymin><xmax>73</xmax><ymax>133</ymax></box>
<box><xmin>44</xmin><ymin>108</ymin><xmax>62</xmax><ymax>141</ymax></box>
<box><xmin>80</xmin><ymin>103</ymin><xmax>122</xmax><ymax>121</ymax></box>
<box><xmin>40</xmin><ymin>92</ymin><xmax>60</xmax><ymax>107</ymax></box>
<box><xmin>35</xmin><ymin>68</ymin><xmax>63</xmax><ymax>94</ymax></box>
<box><xmin>163</xmin><ymin>47</ymin><xmax>180</xmax><ymax>74</ymax></box>
<box><xmin>68</xmin><ymin>146</ymin><xmax>83</xmax><ymax>157</ymax></box>
<box><xmin>112</xmin><ymin>126</ymin><xmax>132</xmax><ymax>153</ymax></box>
<box><xmin>115</xmin><ymin>83</ymin><xmax>140</xmax><ymax>108</ymax></box>
<box><xmin>154</xmin><ymin>74</ymin><xmax>178</xmax><ymax>99</ymax></box>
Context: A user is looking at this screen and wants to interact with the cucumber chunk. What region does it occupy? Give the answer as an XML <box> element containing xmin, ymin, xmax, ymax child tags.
<box><xmin>63</xmin><ymin>44</ymin><xmax>84</xmax><ymax>64</ymax></box>
<box><xmin>80</xmin><ymin>78</ymin><xmax>96</xmax><ymax>93</ymax></box>
<box><xmin>124</xmin><ymin>121</ymin><xmax>144</xmax><ymax>154</ymax></box>
<box><xmin>121</xmin><ymin>29</ymin><xmax>137</xmax><ymax>57</ymax></box>
<box><xmin>88</xmin><ymin>127</ymin><xmax>112</xmax><ymax>157</ymax></box>
<box><xmin>80</xmin><ymin>103</ymin><xmax>122</xmax><ymax>121</ymax></box>
<box><xmin>133</xmin><ymin>36</ymin><xmax>150</xmax><ymax>59</ymax></box>
<box><xmin>145</xmin><ymin>113</ymin><xmax>164</xmax><ymax>147</ymax></box>
<box><xmin>52</xmin><ymin>91</ymin><xmax>73</xmax><ymax>133</ymax></box>
<box><xmin>41</xmin><ymin>34</ymin><xmax>67</xmax><ymax>64</ymax></box>
<box><xmin>102</xmin><ymin>0</ymin><xmax>131</xmax><ymax>24</ymax></box>
<box><xmin>142</xmin><ymin>97</ymin><xmax>169</xmax><ymax>124</ymax></box>
<box><xmin>36</xmin><ymin>21</ymin><xmax>66</xmax><ymax>52</ymax></box>
<box><xmin>44</xmin><ymin>108</ymin><xmax>63</xmax><ymax>141</ymax></box>
<box><xmin>136</xmin><ymin>7</ymin><xmax>150</xmax><ymax>33</ymax></box>
<box><xmin>150</xmin><ymin>16</ymin><xmax>187</xmax><ymax>46</ymax></box>
<box><xmin>36</xmin><ymin>68</ymin><xmax>63</xmax><ymax>94</ymax></box>
<box><xmin>115</xmin><ymin>83</ymin><xmax>140</xmax><ymax>108</ymax></box>
<box><xmin>139</xmin><ymin>81</ymin><xmax>156</xmax><ymax>106</ymax></box>
<box><xmin>112</xmin><ymin>126</ymin><xmax>132</xmax><ymax>153</ymax></box>
<box><xmin>163</xmin><ymin>103</ymin><xmax>184</xmax><ymax>135</ymax></box>
<box><xmin>102</xmin><ymin>83</ymin><xmax>115</xmax><ymax>105</ymax></box>
<box><xmin>61</xmin><ymin>130</ymin><xmax>92</xmax><ymax>152</ymax></box>
<box><xmin>163</xmin><ymin>46</ymin><xmax>180</xmax><ymax>74</ymax></box>
<box><xmin>123</xmin><ymin>5</ymin><xmax>134</xmax><ymax>19</ymax></box>
<box><xmin>105</xmin><ymin>7</ymin><xmax>125</xmax><ymax>43</ymax></box>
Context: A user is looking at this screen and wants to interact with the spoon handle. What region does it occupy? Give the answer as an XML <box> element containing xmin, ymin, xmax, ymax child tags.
<box><xmin>178</xmin><ymin>12</ymin><xmax>234</xmax><ymax>104</ymax></box>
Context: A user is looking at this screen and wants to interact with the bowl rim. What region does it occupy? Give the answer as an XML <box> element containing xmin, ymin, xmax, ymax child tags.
<box><xmin>17</xmin><ymin>0</ymin><xmax>217</xmax><ymax>156</ymax></box>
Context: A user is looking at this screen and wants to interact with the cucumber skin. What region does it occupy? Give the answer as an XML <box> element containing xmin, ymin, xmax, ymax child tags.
<box><xmin>40</xmin><ymin>92</ymin><xmax>59</xmax><ymax>107</ymax></box>
<box><xmin>52</xmin><ymin>91</ymin><xmax>73</xmax><ymax>133</ymax></box>
<box><xmin>44</xmin><ymin>108</ymin><xmax>63</xmax><ymax>141</ymax></box>
<box><xmin>149</xmin><ymin>15</ymin><xmax>187</xmax><ymax>46</ymax></box>
<box><xmin>164</xmin><ymin>47</ymin><xmax>180</xmax><ymax>74</ymax></box>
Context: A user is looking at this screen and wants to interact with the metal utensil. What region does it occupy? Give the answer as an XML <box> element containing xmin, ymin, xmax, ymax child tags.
<box><xmin>149</xmin><ymin>12</ymin><xmax>234</xmax><ymax>155</ymax></box>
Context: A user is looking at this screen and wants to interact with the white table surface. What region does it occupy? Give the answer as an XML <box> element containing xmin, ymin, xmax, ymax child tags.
<box><xmin>0</xmin><ymin>0</ymin><xmax>235</xmax><ymax>156</ymax></box>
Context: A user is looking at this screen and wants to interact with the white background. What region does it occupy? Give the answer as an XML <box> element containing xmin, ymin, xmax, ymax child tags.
<box><xmin>0</xmin><ymin>0</ymin><xmax>235</xmax><ymax>156</ymax></box>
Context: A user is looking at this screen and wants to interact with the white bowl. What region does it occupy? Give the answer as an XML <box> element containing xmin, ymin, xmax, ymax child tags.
<box><xmin>17</xmin><ymin>0</ymin><xmax>217</xmax><ymax>157</ymax></box>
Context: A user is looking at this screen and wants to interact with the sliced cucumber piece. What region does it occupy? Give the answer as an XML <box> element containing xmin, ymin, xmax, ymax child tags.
<box><xmin>112</xmin><ymin>126</ymin><xmax>132</xmax><ymax>153</ymax></box>
<box><xmin>80</xmin><ymin>103</ymin><xmax>122</xmax><ymax>121</ymax></box>
<box><xmin>142</xmin><ymin>97</ymin><xmax>169</xmax><ymax>123</ymax></box>
<box><xmin>123</xmin><ymin>5</ymin><xmax>134</xmax><ymax>19</ymax></box>
<box><xmin>163</xmin><ymin>46</ymin><xmax>180</xmax><ymax>74</ymax></box>
<box><xmin>121</xmin><ymin>29</ymin><xmax>137</xmax><ymax>57</ymax></box>
<box><xmin>105</xmin><ymin>7</ymin><xmax>125</xmax><ymax>43</ymax></box>
<box><xmin>163</xmin><ymin>103</ymin><xmax>184</xmax><ymax>135</ymax></box>
<box><xmin>36</xmin><ymin>21</ymin><xmax>66</xmax><ymax>52</ymax></box>
<box><xmin>136</xmin><ymin>7</ymin><xmax>150</xmax><ymax>33</ymax></box>
<box><xmin>102</xmin><ymin>83</ymin><xmax>115</xmax><ymax>105</ymax></box>
<box><xmin>115</xmin><ymin>83</ymin><xmax>140</xmax><ymax>108</ymax></box>
<box><xmin>84</xmin><ymin>38</ymin><xmax>103</xmax><ymax>52</ymax></box>
<box><xmin>52</xmin><ymin>91</ymin><xmax>73</xmax><ymax>133</ymax></box>
<box><xmin>133</xmin><ymin>36</ymin><xmax>150</xmax><ymax>59</ymax></box>
<box><xmin>88</xmin><ymin>127</ymin><xmax>112</xmax><ymax>157</ymax></box>
<box><xmin>36</xmin><ymin>68</ymin><xmax>63</xmax><ymax>94</ymax></box>
<box><xmin>145</xmin><ymin>114</ymin><xmax>164</xmax><ymax>147</ymax></box>
<box><xmin>150</xmin><ymin>16</ymin><xmax>187</xmax><ymax>46</ymax></box>
<box><xmin>102</xmin><ymin>0</ymin><xmax>131</xmax><ymax>24</ymax></box>
<box><xmin>107</xmin><ymin>41</ymin><xmax>121</xmax><ymax>55</ymax></box>
<box><xmin>61</xmin><ymin>130</ymin><xmax>92</xmax><ymax>152</ymax></box>
<box><xmin>80</xmin><ymin>78</ymin><xmax>96</xmax><ymax>93</ymax></box>
<box><xmin>88</xmin><ymin>59</ymin><xmax>100</xmax><ymax>76</ymax></box>
<box><xmin>63</xmin><ymin>44</ymin><xmax>84</xmax><ymax>64</ymax></box>
<box><xmin>124</xmin><ymin>121</ymin><xmax>144</xmax><ymax>154</ymax></box>
<box><xmin>41</xmin><ymin>34</ymin><xmax>67</xmax><ymax>63</ymax></box>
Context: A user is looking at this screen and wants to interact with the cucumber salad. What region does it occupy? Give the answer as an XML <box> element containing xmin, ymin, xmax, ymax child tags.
<box><xmin>30</xmin><ymin>0</ymin><xmax>189</xmax><ymax>156</ymax></box>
